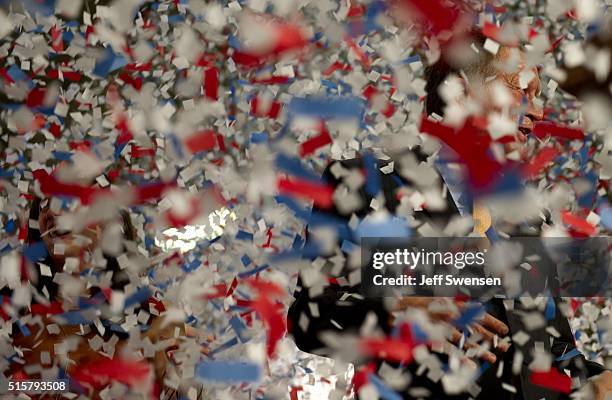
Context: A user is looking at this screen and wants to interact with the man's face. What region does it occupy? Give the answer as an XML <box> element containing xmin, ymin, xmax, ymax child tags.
<box><xmin>490</xmin><ymin>47</ymin><xmax>544</xmax><ymax>140</ymax></box>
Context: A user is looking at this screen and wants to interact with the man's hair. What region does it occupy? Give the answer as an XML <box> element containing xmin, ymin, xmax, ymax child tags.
<box><xmin>424</xmin><ymin>31</ymin><xmax>502</xmax><ymax>116</ymax></box>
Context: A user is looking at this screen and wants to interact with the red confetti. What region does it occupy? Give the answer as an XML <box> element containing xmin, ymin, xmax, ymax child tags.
<box><xmin>347</xmin><ymin>3</ymin><xmax>367</xmax><ymax>18</ymax></box>
<box><xmin>277</xmin><ymin>177</ymin><xmax>335</xmax><ymax>209</ymax></box>
<box><xmin>251</xmin><ymin>75</ymin><xmax>292</xmax><ymax>85</ymax></box>
<box><xmin>185</xmin><ymin>130</ymin><xmax>217</xmax><ymax>153</ymax></box>
<box><xmin>204</xmin><ymin>283</ymin><xmax>229</xmax><ymax>300</ymax></box>
<box><xmin>49</xmin><ymin>123</ymin><xmax>62</xmax><ymax>138</ymax></box>
<box><xmin>251</xmin><ymin>97</ymin><xmax>282</xmax><ymax>119</ymax></box>
<box><xmin>522</xmin><ymin>147</ymin><xmax>560</xmax><ymax>179</ymax></box>
<box><xmin>362</xmin><ymin>84</ymin><xmax>395</xmax><ymax>119</ymax></box>
<box><xmin>0</xmin><ymin>294</ymin><xmax>10</xmax><ymax>321</ymax></box>
<box><xmin>231</xmin><ymin>20</ymin><xmax>308</xmax><ymax>68</ymax></box>
<box><xmin>18</xmin><ymin>220</ymin><xmax>27</xmax><ymax>242</ymax></box>
<box><xmin>134</xmin><ymin>181</ymin><xmax>174</xmax><ymax>204</ymax></box>
<box><xmin>360</xmin><ymin>323</ymin><xmax>414</xmax><ymax>363</ymax></box>
<box><xmin>25</xmin><ymin>88</ymin><xmax>46</xmax><ymax>108</ymax></box>
<box><xmin>33</xmin><ymin>169</ymin><xmax>107</xmax><ymax>205</ymax></box>
<box><xmin>232</xmin><ymin>51</ymin><xmax>266</xmax><ymax>69</ymax></box>
<box><xmin>71</xmin><ymin>358</ymin><xmax>151</xmax><ymax>390</ymax></box>
<box><xmin>289</xmin><ymin>386</ymin><xmax>303</xmax><ymax>400</ymax></box>
<box><xmin>34</xmin><ymin>169</ymin><xmax>172</xmax><ymax>206</ymax></box>
<box><xmin>561</xmin><ymin>210</ymin><xmax>597</xmax><ymax>236</ymax></box>
<box><xmin>148</xmin><ymin>297</ymin><xmax>166</xmax><ymax>314</ymax></box>
<box><xmin>419</xmin><ymin>116</ymin><xmax>501</xmax><ymax>189</ymax></box>
<box><xmin>398</xmin><ymin>0</ymin><xmax>460</xmax><ymax>35</ymax></box>
<box><xmin>269</xmin><ymin>22</ymin><xmax>308</xmax><ymax>55</ymax></box>
<box><xmin>165</xmin><ymin>197</ymin><xmax>200</xmax><ymax>228</ymax></box>
<box><xmin>46</xmin><ymin>69</ymin><xmax>82</xmax><ymax>82</ymax></box>
<box><xmin>299</xmin><ymin>122</ymin><xmax>332</xmax><ymax>157</ymax></box>
<box><xmin>204</xmin><ymin>67</ymin><xmax>219</xmax><ymax>100</ymax></box>
<box><xmin>529</xmin><ymin>369</ymin><xmax>572</xmax><ymax>393</ymax></box>
<box><xmin>124</xmin><ymin>62</ymin><xmax>153</xmax><ymax>72</ymax></box>
<box><xmin>481</xmin><ymin>22</ymin><xmax>501</xmax><ymax>41</ymax></box>
<box><xmin>216</xmin><ymin>133</ymin><xmax>227</xmax><ymax>152</ymax></box>
<box><xmin>549</xmin><ymin>35</ymin><xmax>565</xmax><ymax>53</ymax></box>
<box><xmin>322</xmin><ymin>61</ymin><xmax>353</xmax><ymax>76</ymax></box>
<box><xmin>116</xmin><ymin>117</ymin><xmax>134</xmax><ymax>146</ymax></box>
<box><xmin>481</xmin><ymin>22</ymin><xmax>519</xmax><ymax>46</ymax></box>
<box><xmin>532</xmin><ymin>122</ymin><xmax>584</xmax><ymax>141</ymax></box>
<box><xmin>352</xmin><ymin>362</ymin><xmax>377</xmax><ymax>392</ymax></box>
<box><xmin>30</xmin><ymin>301</ymin><xmax>64</xmax><ymax>315</ymax></box>
<box><xmin>345</xmin><ymin>36</ymin><xmax>370</xmax><ymax>69</ymax></box>
<box><xmin>0</xmin><ymin>67</ymin><xmax>15</xmax><ymax>84</ymax></box>
<box><xmin>51</xmin><ymin>25</ymin><xmax>64</xmax><ymax>53</ymax></box>
<box><xmin>131</xmin><ymin>145</ymin><xmax>156</xmax><ymax>158</ymax></box>
<box><xmin>118</xmin><ymin>72</ymin><xmax>143</xmax><ymax>91</ymax></box>
<box><xmin>247</xmin><ymin>279</ymin><xmax>287</xmax><ymax>357</ymax></box>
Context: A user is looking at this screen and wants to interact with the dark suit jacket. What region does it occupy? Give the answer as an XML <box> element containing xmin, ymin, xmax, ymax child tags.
<box><xmin>287</xmin><ymin>155</ymin><xmax>605</xmax><ymax>400</ymax></box>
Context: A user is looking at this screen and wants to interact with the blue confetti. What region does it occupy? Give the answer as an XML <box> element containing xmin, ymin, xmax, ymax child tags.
<box><xmin>341</xmin><ymin>239</ymin><xmax>358</xmax><ymax>253</ymax></box>
<box><xmin>321</xmin><ymin>79</ymin><xmax>338</xmax><ymax>91</ymax></box>
<box><xmin>556</xmin><ymin>348</ymin><xmax>580</xmax><ymax>361</ymax></box>
<box><xmin>93</xmin><ymin>47</ymin><xmax>128</xmax><ymax>77</ymax></box>
<box><xmin>236</xmin><ymin>230</ymin><xmax>254</xmax><ymax>241</ymax></box>
<box><xmin>368</xmin><ymin>373</ymin><xmax>402</xmax><ymax>400</ymax></box>
<box><xmin>168</xmin><ymin>14</ymin><xmax>185</xmax><ymax>23</ymax></box>
<box><xmin>250</xmin><ymin>132</ymin><xmax>268</xmax><ymax>143</ymax></box>
<box><xmin>5</xmin><ymin>219</ymin><xmax>16</xmax><ymax>234</ymax></box>
<box><xmin>21</xmin><ymin>0</ymin><xmax>56</xmax><ymax>16</ymax></box>
<box><xmin>229</xmin><ymin>316</ymin><xmax>247</xmax><ymax>342</ymax></box>
<box><xmin>288</xmin><ymin>96</ymin><xmax>366</xmax><ymax>121</ymax></box>
<box><xmin>270</xmin><ymin>238</ymin><xmax>323</xmax><ymax>261</ymax></box>
<box><xmin>123</xmin><ymin>287</ymin><xmax>152</xmax><ymax>309</ymax></box>
<box><xmin>576</xmin><ymin>171</ymin><xmax>598</xmax><ymax>208</ymax></box>
<box><xmin>401</xmin><ymin>54</ymin><xmax>421</xmax><ymax>65</ymax></box>
<box><xmin>52</xmin><ymin>151</ymin><xmax>73</xmax><ymax>161</ymax></box>
<box><xmin>182</xmin><ymin>258</ymin><xmax>201</xmax><ymax>273</ymax></box>
<box><xmin>7</xmin><ymin>65</ymin><xmax>28</xmax><ymax>82</ymax></box>
<box><xmin>228</xmin><ymin>35</ymin><xmax>242</xmax><ymax>49</ymax></box>
<box><xmin>545</xmin><ymin>297</ymin><xmax>556</xmax><ymax>320</ymax></box>
<box><xmin>275</xmin><ymin>153</ymin><xmax>322</xmax><ymax>183</ymax></box>
<box><xmin>238</xmin><ymin>264</ymin><xmax>269</xmax><ymax>279</ymax></box>
<box><xmin>207</xmin><ymin>337</ymin><xmax>240</xmax><ymax>357</ymax></box>
<box><xmin>23</xmin><ymin>241</ymin><xmax>48</xmax><ymax>262</ymax></box>
<box><xmin>363</xmin><ymin>152</ymin><xmax>381</xmax><ymax>197</ymax></box>
<box><xmin>409</xmin><ymin>322</ymin><xmax>429</xmax><ymax>343</ymax></box>
<box><xmin>195</xmin><ymin>360</ymin><xmax>261</xmax><ymax>383</ymax></box>
<box><xmin>601</xmin><ymin>205</ymin><xmax>612</xmax><ymax>230</ymax></box>
<box><xmin>484</xmin><ymin>226</ymin><xmax>500</xmax><ymax>243</ymax></box>
<box><xmin>453</xmin><ymin>304</ymin><xmax>484</xmax><ymax>330</ymax></box>
<box><xmin>354</xmin><ymin>215</ymin><xmax>411</xmax><ymax>239</ymax></box>
<box><xmin>241</xmin><ymin>254</ymin><xmax>251</xmax><ymax>266</ymax></box>
<box><xmin>17</xmin><ymin>321</ymin><xmax>31</xmax><ymax>337</ymax></box>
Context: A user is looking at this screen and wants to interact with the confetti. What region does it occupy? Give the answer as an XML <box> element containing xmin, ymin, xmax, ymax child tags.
<box><xmin>71</xmin><ymin>358</ymin><xmax>152</xmax><ymax>390</ymax></box>
<box><xmin>0</xmin><ymin>0</ymin><xmax>609</xmax><ymax>398</ymax></box>
<box><xmin>529</xmin><ymin>369</ymin><xmax>572</xmax><ymax>393</ymax></box>
<box><xmin>277</xmin><ymin>178</ymin><xmax>335</xmax><ymax>209</ymax></box>
<box><xmin>247</xmin><ymin>279</ymin><xmax>287</xmax><ymax>357</ymax></box>
<box><xmin>195</xmin><ymin>360</ymin><xmax>262</xmax><ymax>384</ymax></box>
<box><xmin>532</xmin><ymin>122</ymin><xmax>585</xmax><ymax>141</ymax></box>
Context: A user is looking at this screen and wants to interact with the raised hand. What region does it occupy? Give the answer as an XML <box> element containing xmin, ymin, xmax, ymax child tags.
<box><xmin>394</xmin><ymin>297</ymin><xmax>509</xmax><ymax>363</ymax></box>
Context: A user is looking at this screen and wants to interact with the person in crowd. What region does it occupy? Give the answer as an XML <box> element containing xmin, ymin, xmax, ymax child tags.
<box><xmin>288</xmin><ymin>30</ymin><xmax>611</xmax><ymax>400</ymax></box>
<box><xmin>4</xmin><ymin>191</ymin><xmax>188</xmax><ymax>397</ymax></box>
